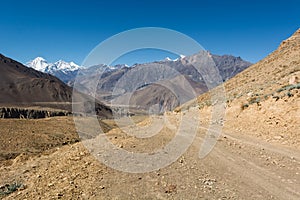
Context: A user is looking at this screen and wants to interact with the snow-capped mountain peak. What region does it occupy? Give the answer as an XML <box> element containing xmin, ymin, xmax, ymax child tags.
<box><xmin>26</xmin><ymin>57</ymin><xmax>83</xmax><ymax>83</ymax></box>
<box><xmin>26</xmin><ymin>57</ymin><xmax>49</xmax><ymax>72</ymax></box>
<box><xmin>54</xmin><ymin>60</ymin><xmax>80</xmax><ymax>72</ymax></box>
<box><xmin>163</xmin><ymin>54</ymin><xmax>186</xmax><ymax>62</ymax></box>
<box><xmin>26</xmin><ymin>57</ymin><xmax>81</xmax><ymax>74</ymax></box>
<box><xmin>173</xmin><ymin>54</ymin><xmax>186</xmax><ymax>61</ymax></box>
<box><xmin>164</xmin><ymin>57</ymin><xmax>172</xmax><ymax>61</ymax></box>
<box><xmin>34</xmin><ymin>56</ymin><xmax>46</xmax><ymax>62</ymax></box>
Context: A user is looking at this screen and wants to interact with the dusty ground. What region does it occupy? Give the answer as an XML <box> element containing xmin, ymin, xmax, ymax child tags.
<box><xmin>0</xmin><ymin>98</ymin><xmax>299</xmax><ymax>199</ymax></box>
<box><xmin>0</xmin><ymin>117</ymin><xmax>78</xmax><ymax>165</ymax></box>
<box><xmin>0</xmin><ymin>74</ymin><xmax>299</xmax><ymax>199</ymax></box>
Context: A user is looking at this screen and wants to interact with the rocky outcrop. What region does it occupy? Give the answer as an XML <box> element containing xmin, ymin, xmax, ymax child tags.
<box><xmin>0</xmin><ymin>107</ymin><xmax>71</xmax><ymax>119</ymax></box>
<box><xmin>289</xmin><ymin>76</ymin><xmax>299</xmax><ymax>85</ymax></box>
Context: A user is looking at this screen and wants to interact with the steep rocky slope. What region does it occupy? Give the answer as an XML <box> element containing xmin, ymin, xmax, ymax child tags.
<box><xmin>0</xmin><ymin>54</ymin><xmax>72</xmax><ymax>104</ymax></box>
<box><xmin>190</xmin><ymin>28</ymin><xmax>300</xmax><ymax>147</ymax></box>
<box><xmin>0</xmin><ymin>54</ymin><xmax>112</xmax><ymax>118</ymax></box>
<box><xmin>224</xmin><ymin>29</ymin><xmax>300</xmax><ymax>101</ymax></box>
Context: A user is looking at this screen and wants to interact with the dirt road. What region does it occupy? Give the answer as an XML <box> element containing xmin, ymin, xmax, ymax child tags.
<box><xmin>0</xmin><ymin>110</ymin><xmax>299</xmax><ymax>199</ymax></box>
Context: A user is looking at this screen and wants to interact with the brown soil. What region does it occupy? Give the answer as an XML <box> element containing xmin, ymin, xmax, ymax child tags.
<box><xmin>0</xmin><ymin>117</ymin><xmax>79</xmax><ymax>165</ymax></box>
<box><xmin>0</xmin><ymin>109</ymin><xmax>299</xmax><ymax>199</ymax></box>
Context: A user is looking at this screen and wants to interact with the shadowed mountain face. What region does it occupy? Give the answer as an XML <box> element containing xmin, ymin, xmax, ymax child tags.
<box><xmin>0</xmin><ymin>54</ymin><xmax>112</xmax><ymax>118</ymax></box>
<box><xmin>127</xmin><ymin>75</ymin><xmax>208</xmax><ymax>113</ymax></box>
<box><xmin>0</xmin><ymin>54</ymin><xmax>73</xmax><ymax>104</ymax></box>
<box><xmin>211</xmin><ymin>54</ymin><xmax>252</xmax><ymax>82</ymax></box>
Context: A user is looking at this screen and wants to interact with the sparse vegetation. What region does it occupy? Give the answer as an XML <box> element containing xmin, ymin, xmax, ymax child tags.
<box><xmin>0</xmin><ymin>182</ymin><xmax>23</xmax><ymax>197</ymax></box>
<box><xmin>264</xmin><ymin>94</ymin><xmax>269</xmax><ymax>100</ymax></box>
<box><xmin>248</xmin><ymin>97</ymin><xmax>261</xmax><ymax>105</ymax></box>
<box><xmin>197</xmin><ymin>100</ymin><xmax>212</xmax><ymax>109</ymax></box>
<box><xmin>241</xmin><ymin>82</ymin><xmax>300</xmax><ymax>110</ymax></box>
<box><xmin>276</xmin><ymin>83</ymin><xmax>300</xmax><ymax>93</ymax></box>
<box><xmin>287</xmin><ymin>91</ymin><xmax>293</xmax><ymax>97</ymax></box>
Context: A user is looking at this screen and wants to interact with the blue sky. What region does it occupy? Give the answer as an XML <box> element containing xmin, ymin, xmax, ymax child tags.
<box><xmin>0</xmin><ymin>0</ymin><xmax>299</xmax><ymax>66</ymax></box>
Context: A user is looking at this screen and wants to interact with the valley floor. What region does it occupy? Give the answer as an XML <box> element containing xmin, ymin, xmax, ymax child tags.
<box><xmin>0</xmin><ymin>97</ymin><xmax>299</xmax><ymax>199</ymax></box>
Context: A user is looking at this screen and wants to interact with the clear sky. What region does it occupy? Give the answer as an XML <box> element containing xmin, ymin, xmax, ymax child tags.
<box><xmin>0</xmin><ymin>0</ymin><xmax>299</xmax><ymax>66</ymax></box>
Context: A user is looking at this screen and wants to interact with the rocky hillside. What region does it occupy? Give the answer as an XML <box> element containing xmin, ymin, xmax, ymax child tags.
<box><xmin>189</xmin><ymin>28</ymin><xmax>300</xmax><ymax>147</ymax></box>
<box><xmin>0</xmin><ymin>54</ymin><xmax>112</xmax><ymax>118</ymax></box>
<box><xmin>223</xmin><ymin>28</ymin><xmax>300</xmax><ymax>101</ymax></box>
<box><xmin>0</xmin><ymin>54</ymin><xmax>73</xmax><ymax>104</ymax></box>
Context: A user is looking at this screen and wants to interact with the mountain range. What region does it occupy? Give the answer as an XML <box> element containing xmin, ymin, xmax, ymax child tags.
<box><xmin>26</xmin><ymin>53</ymin><xmax>252</xmax><ymax>113</ymax></box>
<box><xmin>72</xmin><ymin>52</ymin><xmax>252</xmax><ymax>113</ymax></box>
<box><xmin>26</xmin><ymin>57</ymin><xmax>81</xmax><ymax>84</ymax></box>
<box><xmin>26</xmin><ymin>57</ymin><xmax>128</xmax><ymax>85</ymax></box>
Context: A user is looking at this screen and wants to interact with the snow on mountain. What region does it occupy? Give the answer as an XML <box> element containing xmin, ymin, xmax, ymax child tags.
<box><xmin>173</xmin><ymin>54</ymin><xmax>186</xmax><ymax>61</ymax></box>
<box><xmin>26</xmin><ymin>57</ymin><xmax>81</xmax><ymax>74</ymax></box>
<box><xmin>26</xmin><ymin>57</ymin><xmax>49</xmax><ymax>72</ymax></box>
<box><xmin>163</xmin><ymin>55</ymin><xmax>186</xmax><ymax>62</ymax></box>
<box><xmin>105</xmin><ymin>64</ymin><xmax>128</xmax><ymax>71</ymax></box>
<box><xmin>26</xmin><ymin>57</ymin><xmax>82</xmax><ymax>84</ymax></box>
<box><xmin>54</xmin><ymin>60</ymin><xmax>81</xmax><ymax>73</ymax></box>
<box><xmin>26</xmin><ymin>57</ymin><xmax>129</xmax><ymax>84</ymax></box>
<box><xmin>164</xmin><ymin>57</ymin><xmax>172</xmax><ymax>61</ymax></box>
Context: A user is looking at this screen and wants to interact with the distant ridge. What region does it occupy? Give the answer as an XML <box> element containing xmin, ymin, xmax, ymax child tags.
<box><xmin>0</xmin><ymin>54</ymin><xmax>112</xmax><ymax>118</ymax></box>
<box><xmin>67</xmin><ymin>51</ymin><xmax>252</xmax><ymax>113</ymax></box>
<box><xmin>26</xmin><ymin>57</ymin><xmax>81</xmax><ymax>84</ymax></box>
<box><xmin>26</xmin><ymin>57</ymin><xmax>128</xmax><ymax>84</ymax></box>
